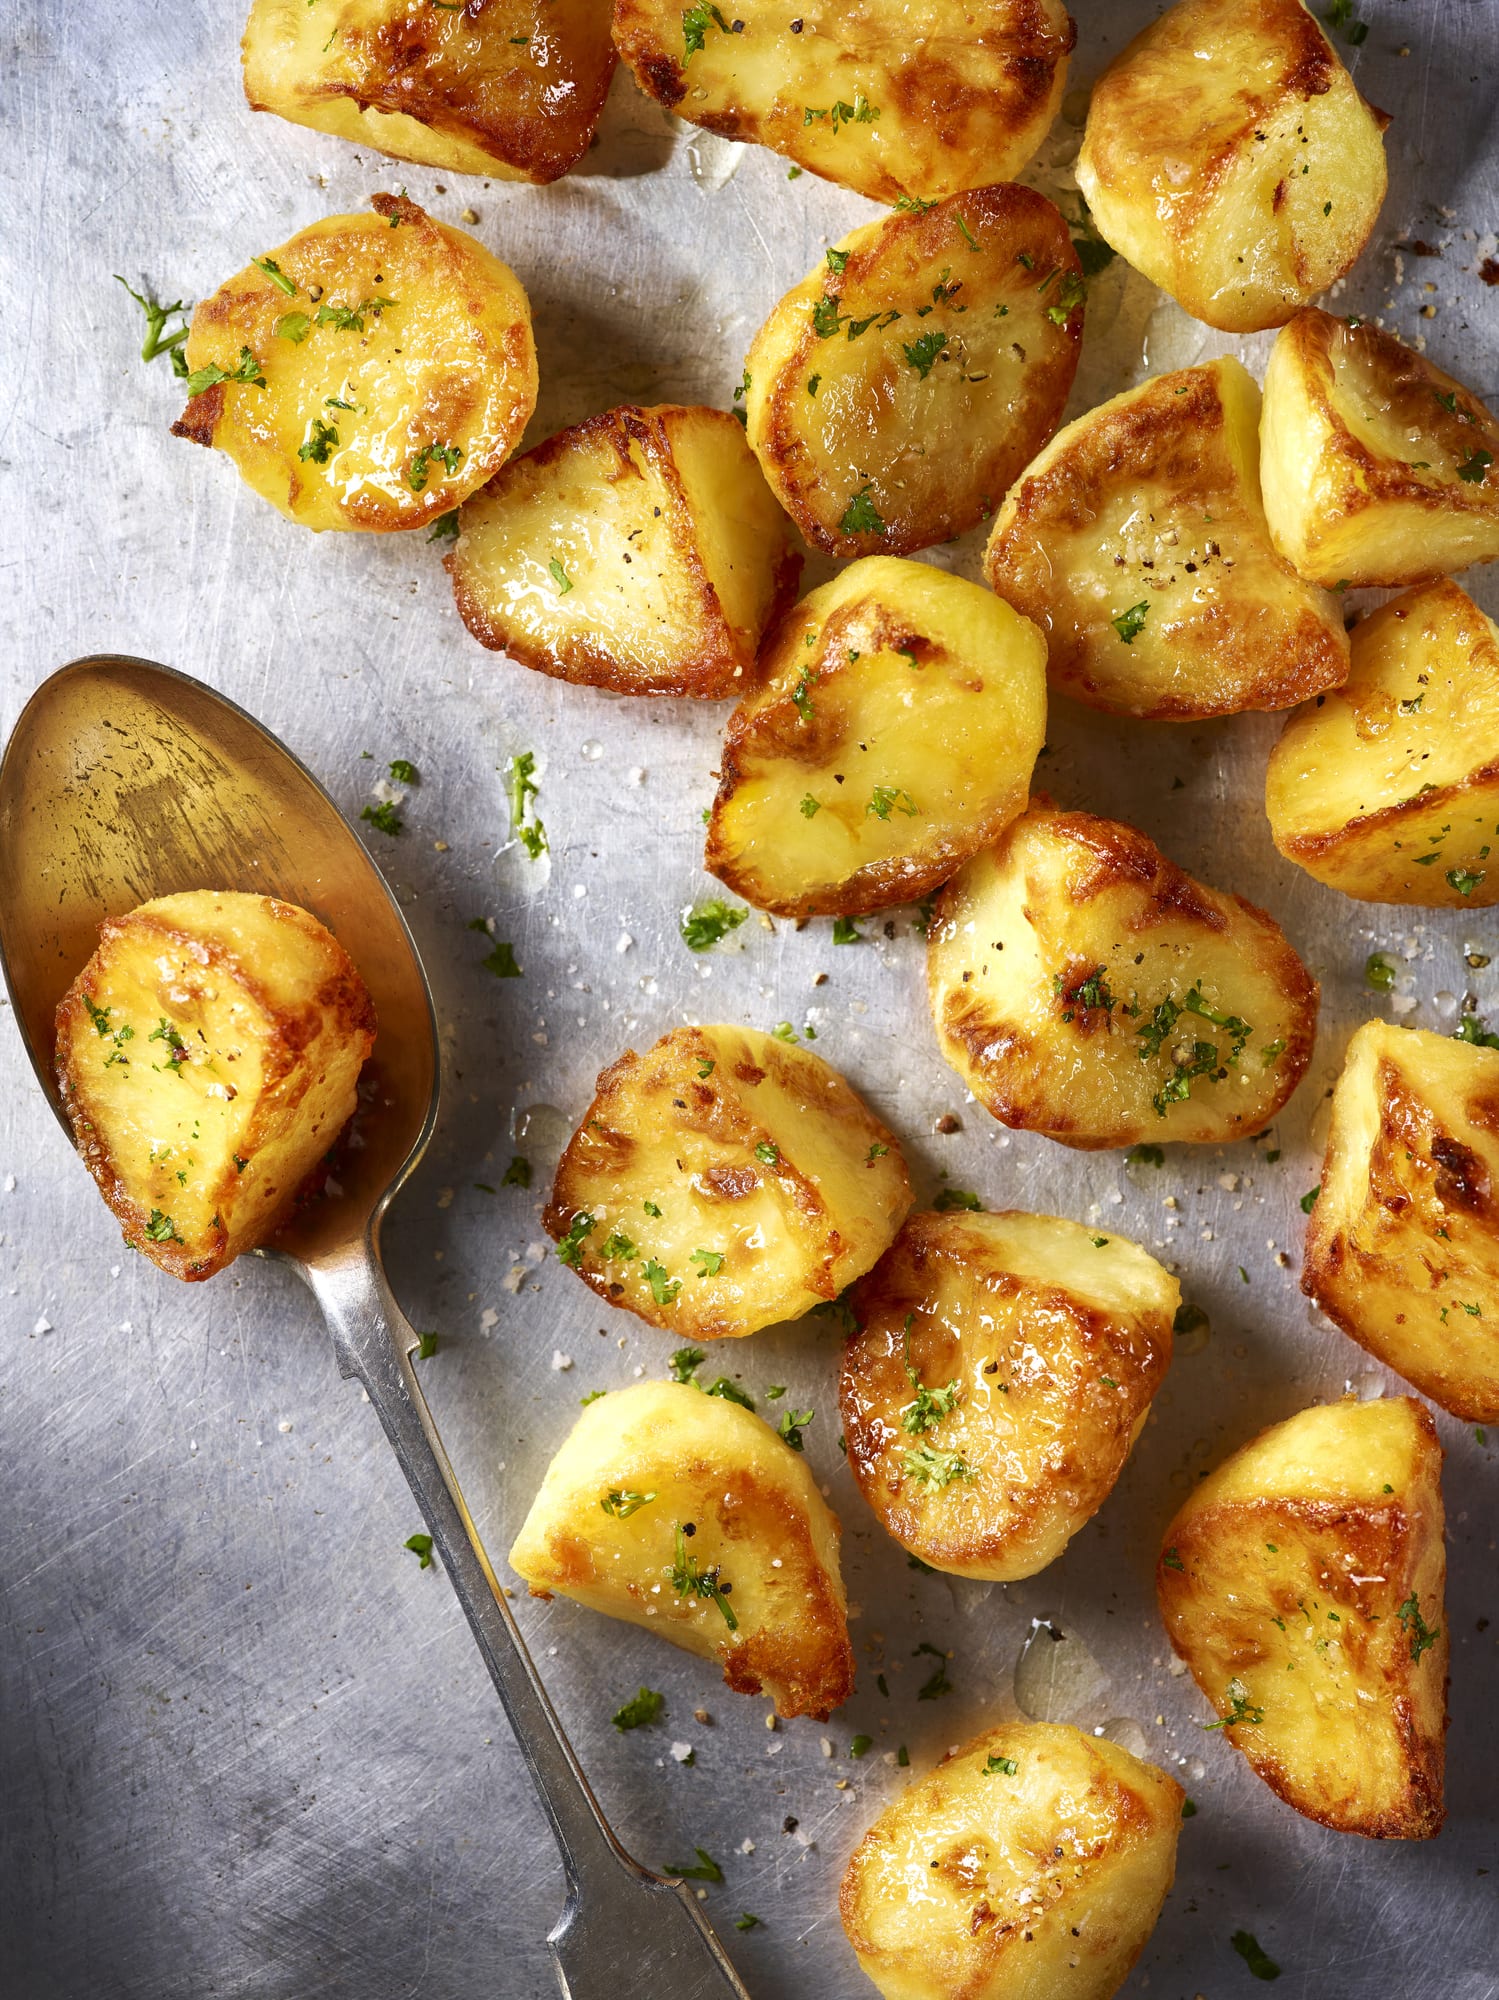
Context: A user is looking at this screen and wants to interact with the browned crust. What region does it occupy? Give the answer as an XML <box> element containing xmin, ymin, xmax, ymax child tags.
<box><xmin>55</xmin><ymin>900</ymin><xmax>376</xmax><ymax>1282</ymax></box>
<box><xmin>1288</xmin><ymin>307</ymin><xmax>1499</xmax><ymax>539</ymax></box>
<box><xmin>1156</xmin><ymin>1413</ymin><xmax>1447</xmax><ymax>1840</ymax></box>
<box><xmin>759</xmin><ymin>185</ymin><xmax>1083</xmax><ymax>558</ymax></box>
<box><xmin>449</xmin><ymin>404</ymin><xmax>793</xmax><ymax>698</ymax></box>
<box><xmin>929</xmin><ymin>808</ymin><xmax>1320</xmax><ymax>1148</ymax></box>
<box><xmin>170</xmin><ymin>381</ymin><xmax>225</xmax><ymax>448</ymax></box>
<box><xmin>839</xmin><ymin>1209</ymin><xmax>1171</xmax><ymax>1571</ymax></box>
<box><xmin>985</xmin><ymin>362</ymin><xmax>1349</xmax><ymax>719</ymax></box>
<box><xmin>704</xmin><ymin>591</ymin><xmax>1029</xmax><ymax>916</ymax></box>
<box><xmin>611</xmin><ymin>1</ymin><xmax>1074</xmax><ymax>203</ymax></box>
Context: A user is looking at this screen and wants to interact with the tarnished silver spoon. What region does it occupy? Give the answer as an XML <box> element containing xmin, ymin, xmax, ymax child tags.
<box><xmin>0</xmin><ymin>654</ymin><xmax>751</xmax><ymax>2000</ymax></box>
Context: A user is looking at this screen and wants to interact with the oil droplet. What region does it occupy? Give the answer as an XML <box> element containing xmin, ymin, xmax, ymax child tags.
<box><xmin>511</xmin><ymin>1102</ymin><xmax>572</xmax><ymax>1159</ymax></box>
<box><xmin>1184</xmin><ymin>1756</ymin><xmax>1206</xmax><ymax>1784</ymax></box>
<box><xmin>581</xmin><ymin>740</ymin><xmax>604</xmax><ymax>762</ymax></box>
<box><xmin>686</xmin><ymin>126</ymin><xmax>743</xmax><ymax>192</ymax></box>
<box><xmin>1014</xmin><ymin>1619</ymin><xmax>1110</xmax><ymax>1722</ymax></box>
<box><xmin>1100</xmin><ymin>1716</ymin><xmax>1151</xmax><ymax>1760</ymax></box>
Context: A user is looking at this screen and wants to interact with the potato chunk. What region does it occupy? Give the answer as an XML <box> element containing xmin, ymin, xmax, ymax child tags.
<box><xmin>1157</xmin><ymin>1395</ymin><xmax>1446</xmax><ymax>1839</ymax></box>
<box><xmin>508</xmin><ymin>1381</ymin><xmax>853</xmax><ymax>1718</ymax></box>
<box><xmin>611</xmin><ymin>0</ymin><xmax>1074</xmax><ymax>205</ymax></box>
<box><xmin>55</xmin><ymin>892</ymin><xmax>376</xmax><ymax>1281</ymax></box>
<box><xmin>448</xmin><ymin>405</ymin><xmax>800</xmax><ymax>696</ymax></box>
<box><xmin>1266</xmin><ymin>581</ymin><xmax>1499</xmax><ymax>905</ymax></box>
<box><xmin>1260</xmin><ymin>308</ymin><xmax>1499</xmax><ymax>588</ymax></box>
<box><xmin>840</xmin><ymin>1721</ymin><xmax>1182</xmax><ymax>2000</ymax></box>
<box><xmin>840</xmin><ymin>1211</ymin><xmax>1176</xmax><ymax>1580</ymax></box>
<box><xmin>743</xmin><ymin>186</ymin><xmax>1084</xmax><ymax>558</ymax></box>
<box><xmin>1076</xmin><ymin>0</ymin><xmax>1387</xmax><ymax>334</ymax></box>
<box><xmin>705</xmin><ymin>558</ymin><xmax>1046</xmax><ymax>918</ymax></box>
<box><xmin>171</xmin><ymin>195</ymin><xmax>537</xmax><ymax>533</ymax></box>
<box><xmin>242</xmin><ymin>0</ymin><xmax>616</xmax><ymax>183</ymax></box>
<box><xmin>983</xmin><ymin>357</ymin><xmax>1348</xmax><ymax>720</ymax></box>
<box><xmin>927</xmin><ymin>805</ymin><xmax>1318</xmax><ymax>1149</ymax></box>
<box><xmin>1303</xmin><ymin>1019</ymin><xmax>1499</xmax><ymax>1421</ymax></box>
<box><xmin>545</xmin><ymin>1024</ymin><xmax>911</xmax><ymax>1336</ymax></box>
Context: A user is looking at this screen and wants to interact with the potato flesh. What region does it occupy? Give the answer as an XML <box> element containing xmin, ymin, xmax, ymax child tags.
<box><xmin>611</xmin><ymin>0</ymin><xmax>1073</xmax><ymax>204</ymax></box>
<box><xmin>1266</xmin><ymin>580</ymin><xmax>1499</xmax><ymax>904</ymax></box>
<box><xmin>983</xmin><ymin>356</ymin><xmax>1348</xmax><ymax>719</ymax></box>
<box><xmin>927</xmin><ymin>807</ymin><xmax>1319</xmax><ymax>1148</ymax></box>
<box><xmin>174</xmin><ymin>198</ymin><xmax>537</xmax><ymax>532</ymax></box>
<box><xmin>1076</xmin><ymin>0</ymin><xmax>1387</xmax><ymax>333</ymax></box>
<box><xmin>840</xmin><ymin>1211</ymin><xmax>1177</xmax><ymax>1581</ymax></box>
<box><xmin>1260</xmin><ymin>308</ymin><xmax>1499</xmax><ymax>588</ymax></box>
<box><xmin>508</xmin><ymin>1381</ymin><xmax>854</xmax><ymax>1718</ymax></box>
<box><xmin>241</xmin><ymin>0</ymin><xmax>616</xmax><ymax>183</ymax></box>
<box><xmin>840</xmin><ymin>1722</ymin><xmax>1182</xmax><ymax>2000</ymax></box>
<box><xmin>705</xmin><ymin>557</ymin><xmax>1046</xmax><ymax>917</ymax></box>
<box><xmin>743</xmin><ymin>186</ymin><xmax>1084</xmax><ymax>558</ymax></box>
<box><xmin>448</xmin><ymin>405</ymin><xmax>799</xmax><ymax>696</ymax></box>
<box><xmin>1304</xmin><ymin>1020</ymin><xmax>1499</xmax><ymax>1421</ymax></box>
<box><xmin>545</xmin><ymin>1024</ymin><xmax>911</xmax><ymax>1337</ymax></box>
<box><xmin>1158</xmin><ymin>1396</ymin><xmax>1446</xmax><ymax>1838</ymax></box>
<box><xmin>54</xmin><ymin>892</ymin><xmax>375</xmax><ymax>1280</ymax></box>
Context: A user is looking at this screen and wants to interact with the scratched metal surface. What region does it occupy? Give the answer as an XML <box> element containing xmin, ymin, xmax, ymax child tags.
<box><xmin>1</xmin><ymin>2</ymin><xmax>1496</xmax><ymax>1996</ymax></box>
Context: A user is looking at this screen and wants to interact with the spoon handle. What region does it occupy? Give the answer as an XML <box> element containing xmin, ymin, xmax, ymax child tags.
<box><xmin>304</xmin><ymin>1241</ymin><xmax>751</xmax><ymax>2000</ymax></box>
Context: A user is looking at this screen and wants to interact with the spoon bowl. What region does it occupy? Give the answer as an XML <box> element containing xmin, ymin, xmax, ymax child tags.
<box><xmin>0</xmin><ymin>655</ymin><xmax>751</xmax><ymax>2000</ymax></box>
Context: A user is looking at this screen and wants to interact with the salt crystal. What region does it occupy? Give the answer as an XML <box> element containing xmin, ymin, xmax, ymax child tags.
<box><xmin>552</xmin><ymin>1350</ymin><xmax>574</xmax><ymax>1372</ymax></box>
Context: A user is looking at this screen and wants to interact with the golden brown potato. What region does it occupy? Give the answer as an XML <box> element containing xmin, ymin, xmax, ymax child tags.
<box><xmin>1303</xmin><ymin>1019</ymin><xmax>1499</xmax><ymax>1421</ymax></box>
<box><xmin>1076</xmin><ymin>0</ymin><xmax>1387</xmax><ymax>334</ymax></box>
<box><xmin>171</xmin><ymin>194</ymin><xmax>536</xmax><ymax>533</ymax></box>
<box><xmin>1158</xmin><ymin>1395</ymin><xmax>1446</xmax><ymax>1839</ymax></box>
<box><xmin>611</xmin><ymin>0</ymin><xmax>1074</xmax><ymax>205</ymax></box>
<box><xmin>743</xmin><ymin>185</ymin><xmax>1084</xmax><ymax>558</ymax></box>
<box><xmin>508</xmin><ymin>1381</ymin><xmax>854</xmax><ymax>1718</ymax></box>
<box><xmin>1260</xmin><ymin>308</ymin><xmax>1499</xmax><ymax>588</ymax></box>
<box><xmin>705</xmin><ymin>557</ymin><xmax>1046</xmax><ymax>918</ymax></box>
<box><xmin>447</xmin><ymin>404</ymin><xmax>800</xmax><ymax>696</ymax></box>
<box><xmin>927</xmin><ymin>804</ymin><xmax>1319</xmax><ymax>1149</ymax></box>
<box><xmin>840</xmin><ymin>1721</ymin><xmax>1183</xmax><ymax>2000</ymax></box>
<box><xmin>55</xmin><ymin>892</ymin><xmax>376</xmax><ymax>1281</ymax></box>
<box><xmin>840</xmin><ymin>1210</ymin><xmax>1177</xmax><ymax>1579</ymax></box>
<box><xmin>1266</xmin><ymin>580</ymin><xmax>1499</xmax><ymax>905</ymax></box>
<box><xmin>242</xmin><ymin>0</ymin><xmax>616</xmax><ymax>182</ymax></box>
<box><xmin>545</xmin><ymin>1023</ymin><xmax>912</xmax><ymax>1337</ymax></box>
<box><xmin>983</xmin><ymin>357</ymin><xmax>1349</xmax><ymax>720</ymax></box>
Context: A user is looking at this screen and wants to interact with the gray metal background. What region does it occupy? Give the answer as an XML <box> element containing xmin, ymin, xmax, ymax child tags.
<box><xmin>1</xmin><ymin>2</ymin><xmax>1496</xmax><ymax>1995</ymax></box>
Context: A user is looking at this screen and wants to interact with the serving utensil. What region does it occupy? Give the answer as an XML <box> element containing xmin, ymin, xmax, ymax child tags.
<box><xmin>0</xmin><ymin>654</ymin><xmax>752</xmax><ymax>2000</ymax></box>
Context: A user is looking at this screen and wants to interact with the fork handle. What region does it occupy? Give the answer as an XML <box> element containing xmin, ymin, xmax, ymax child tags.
<box><xmin>303</xmin><ymin>1238</ymin><xmax>751</xmax><ymax>2000</ymax></box>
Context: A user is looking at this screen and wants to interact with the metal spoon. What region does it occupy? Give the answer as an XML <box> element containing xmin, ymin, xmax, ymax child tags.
<box><xmin>0</xmin><ymin>654</ymin><xmax>752</xmax><ymax>2000</ymax></box>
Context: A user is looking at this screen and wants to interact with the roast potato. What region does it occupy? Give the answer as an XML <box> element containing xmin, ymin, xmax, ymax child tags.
<box><xmin>1260</xmin><ymin>307</ymin><xmax>1499</xmax><ymax>588</ymax></box>
<box><xmin>611</xmin><ymin>0</ymin><xmax>1075</xmax><ymax>206</ymax></box>
<box><xmin>55</xmin><ymin>892</ymin><xmax>376</xmax><ymax>1281</ymax></box>
<box><xmin>242</xmin><ymin>0</ymin><xmax>616</xmax><ymax>182</ymax></box>
<box><xmin>1266</xmin><ymin>580</ymin><xmax>1499</xmax><ymax>905</ymax></box>
<box><xmin>1158</xmin><ymin>1394</ymin><xmax>1446</xmax><ymax>1839</ymax></box>
<box><xmin>742</xmin><ymin>184</ymin><xmax>1084</xmax><ymax>558</ymax></box>
<box><xmin>508</xmin><ymin>1381</ymin><xmax>854</xmax><ymax>1718</ymax></box>
<box><xmin>927</xmin><ymin>804</ymin><xmax>1319</xmax><ymax>1149</ymax></box>
<box><xmin>982</xmin><ymin>357</ymin><xmax>1349</xmax><ymax>720</ymax></box>
<box><xmin>840</xmin><ymin>1720</ymin><xmax>1183</xmax><ymax>2000</ymax></box>
<box><xmin>545</xmin><ymin>1023</ymin><xmax>912</xmax><ymax>1337</ymax></box>
<box><xmin>840</xmin><ymin>1210</ymin><xmax>1177</xmax><ymax>1580</ymax></box>
<box><xmin>171</xmin><ymin>194</ymin><xmax>537</xmax><ymax>533</ymax></box>
<box><xmin>1303</xmin><ymin>1019</ymin><xmax>1499</xmax><ymax>1421</ymax></box>
<box><xmin>448</xmin><ymin>404</ymin><xmax>800</xmax><ymax>696</ymax></box>
<box><xmin>1076</xmin><ymin>0</ymin><xmax>1387</xmax><ymax>334</ymax></box>
<box><xmin>705</xmin><ymin>557</ymin><xmax>1046</xmax><ymax>918</ymax></box>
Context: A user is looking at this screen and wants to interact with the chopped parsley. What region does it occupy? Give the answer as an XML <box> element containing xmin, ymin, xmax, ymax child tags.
<box><xmin>670</xmin><ymin>1347</ymin><xmax>706</xmax><ymax>1384</ymax></box>
<box><xmin>1043</xmin><ymin>271</ymin><xmax>1087</xmax><ymax>325</ymax></box>
<box><xmin>315</xmin><ymin>296</ymin><xmax>398</xmax><ymax>333</ymax></box>
<box><xmin>680</xmin><ymin>898</ymin><xmax>749</xmax><ymax>951</ymax></box>
<box><xmin>666</xmin><ymin>1845</ymin><xmax>724</xmax><ymax>1881</ymax></box>
<box><xmin>1204</xmin><ymin>1676</ymin><xmax>1263</xmax><ymax>1729</ymax></box>
<box><xmin>508</xmin><ymin>749</ymin><xmax>547</xmax><ymax>859</ymax></box>
<box><xmin>983</xmin><ymin>1754</ymin><xmax>1018</xmax><ymax>1777</ymax></box>
<box><xmin>361</xmin><ymin>799</ymin><xmax>403</xmax><ymax>837</ymax></box>
<box><xmin>612</xmin><ymin>1685</ymin><xmax>665</xmax><ymax>1730</ymax></box>
<box><xmin>427</xmin><ymin>509</ymin><xmax>460</xmax><ymax>542</ymax></box>
<box><xmin>690</xmin><ymin>1248</ymin><xmax>725</xmax><ymax>1279</ymax></box>
<box><xmin>902</xmin><ymin>1444</ymin><xmax>973</xmax><ymax>1490</ymax></box>
<box><xmin>1455</xmin><ymin>1012</ymin><xmax>1499</xmax><ymax>1049</ymax></box>
<box><xmin>599</xmin><ymin>1229</ymin><xmax>637</xmax><ymax>1260</ymax></box>
<box><xmin>839</xmin><ymin>484</ymin><xmax>886</xmax><ymax>537</ymax></box>
<box><xmin>1365</xmin><ymin>951</ymin><xmax>1397</xmax><ymax>991</ymax></box>
<box><xmin>791</xmin><ymin>667</ymin><xmax>818</xmax><ymax>722</ymax></box>
<box><xmin>681</xmin><ymin>2</ymin><xmax>727</xmax><ymax>61</ymax></box>
<box><xmin>645</xmin><ymin>1260</ymin><xmax>682</xmax><ymax>1307</ymax></box>
<box><xmin>734</xmin><ymin>1913</ymin><xmax>760</xmax><ymax>1931</ymax></box>
<box><xmin>832</xmin><ymin>916</ymin><xmax>862</xmax><ymax>945</ymax></box>
<box><xmin>403</xmin><ymin>1533</ymin><xmax>434</xmax><ymax>1569</ymax></box>
<box><xmin>867</xmin><ymin>785</ymin><xmax>918</xmax><ymax>821</ymax></box>
<box><xmin>1053</xmin><ymin>963</ymin><xmax>1115</xmax><ymax>1020</ymax></box>
<box><xmin>1448</xmin><ymin>866</ymin><xmax>1486</xmax><ymax>896</ymax></box>
<box><xmin>933</xmin><ymin>1187</ymin><xmax>982</xmax><ymax>1212</ymax></box>
<box><xmin>902</xmin><ymin>330</ymin><xmax>949</xmax><ymax>379</ymax></box>
<box><xmin>1457</xmin><ymin>449</ymin><xmax>1494</xmax><ymax>484</ymax></box>
<box><xmin>415</xmin><ymin>1330</ymin><xmax>439</xmax><ymax>1359</ymax></box>
<box><xmin>850</xmin><ymin>1734</ymin><xmax>873</xmax><ymax>1758</ymax></box>
<box><xmin>251</xmin><ymin>255</ymin><xmax>297</xmax><ymax>297</ymax></box>
<box><xmin>705</xmin><ymin>1377</ymin><xmax>755</xmax><ymax>1411</ymax></box>
<box><xmin>1111</xmin><ymin>600</ymin><xmax>1150</xmax><ymax>644</ymax></box>
<box><xmin>1126</xmin><ymin>1143</ymin><xmax>1165</xmax><ymax>1167</ymax></box>
<box><xmin>777</xmin><ymin>1407</ymin><xmax>814</xmax><ymax>1451</ymax></box>
<box><xmin>481</xmin><ymin>940</ymin><xmax>521</xmax><ymax>978</ymax></box>
<box><xmin>1230</xmin><ymin>1930</ymin><xmax>1282</xmax><ymax>1981</ymax></box>
<box><xmin>803</xmin><ymin>95</ymin><xmax>879</xmax><ymax>134</ymax></box>
<box><xmin>1397</xmin><ymin>1591</ymin><xmax>1440</xmax><ymax>1662</ymax></box>
<box><xmin>755</xmin><ymin>1141</ymin><xmax>780</xmax><ymax>1165</ymax></box>
<box><xmin>407</xmin><ymin>441</ymin><xmax>461</xmax><ymax>493</ymax></box>
<box><xmin>183</xmin><ymin>345</ymin><xmax>265</xmax><ymax>397</ymax></box>
<box><xmin>297</xmin><ymin>416</ymin><xmax>340</xmax><ymax>465</ymax></box>
<box><xmin>1162</xmin><ymin>1547</ymin><xmax>1185</xmax><ymax>1572</ymax></box>
<box><xmin>914</xmin><ymin>1643</ymin><xmax>952</xmax><ymax>1700</ymax></box>
<box><xmin>901</xmin><ymin>1322</ymin><xmax>960</xmax><ymax>1435</ymax></box>
<box><xmin>389</xmin><ymin>758</ymin><xmax>418</xmax><ymax>784</ymax></box>
<box><xmin>144</xmin><ymin>1209</ymin><xmax>183</xmax><ymax>1244</ymax></box>
<box><xmin>114</xmin><ymin>275</ymin><xmax>190</xmax><ymax>366</ymax></box>
<box><xmin>1300</xmin><ymin>1186</ymin><xmax>1321</xmax><ymax>1213</ymax></box>
<box><xmin>274</xmin><ymin>312</ymin><xmax>311</xmax><ymax>344</ymax></box>
<box><xmin>669</xmin><ymin>1524</ymin><xmax>736</xmax><ymax>1629</ymax></box>
<box><xmin>555</xmin><ymin>1211</ymin><xmax>597</xmax><ymax>1267</ymax></box>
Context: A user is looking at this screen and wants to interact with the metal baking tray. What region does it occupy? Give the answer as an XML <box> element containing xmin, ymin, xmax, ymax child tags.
<box><xmin>0</xmin><ymin>2</ymin><xmax>1494</xmax><ymax>1995</ymax></box>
